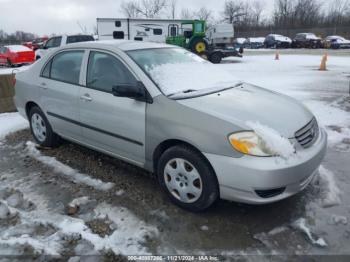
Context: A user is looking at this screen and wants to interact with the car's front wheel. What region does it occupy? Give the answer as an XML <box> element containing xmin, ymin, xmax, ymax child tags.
<box><xmin>29</xmin><ymin>106</ymin><xmax>61</xmax><ymax>147</ymax></box>
<box><xmin>157</xmin><ymin>145</ymin><xmax>219</xmax><ymax>212</ymax></box>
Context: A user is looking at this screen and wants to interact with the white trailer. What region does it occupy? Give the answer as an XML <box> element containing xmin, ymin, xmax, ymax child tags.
<box><xmin>97</xmin><ymin>18</ymin><xmax>186</xmax><ymax>42</ymax></box>
<box><xmin>96</xmin><ymin>18</ymin><xmax>242</xmax><ymax>63</ymax></box>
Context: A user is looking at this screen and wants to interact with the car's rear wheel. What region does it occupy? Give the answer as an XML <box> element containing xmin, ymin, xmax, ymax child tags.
<box><xmin>7</xmin><ymin>59</ymin><xmax>12</xmax><ymax>68</ymax></box>
<box><xmin>29</xmin><ymin>106</ymin><xmax>61</xmax><ymax>148</ymax></box>
<box><xmin>157</xmin><ymin>145</ymin><xmax>219</xmax><ymax>212</ymax></box>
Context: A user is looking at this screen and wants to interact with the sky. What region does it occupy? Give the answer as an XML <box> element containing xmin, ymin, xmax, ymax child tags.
<box><xmin>0</xmin><ymin>0</ymin><xmax>273</xmax><ymax>36</ymax></box>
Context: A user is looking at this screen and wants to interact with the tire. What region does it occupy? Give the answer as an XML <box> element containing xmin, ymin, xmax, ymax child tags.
<box><xmin>29</xmin><ymin>106</ymin><xmax>61</xmax><ymax>148</ymax></box>
<box><xmin>157</xmin><ymin>145</ymin><xmax>219</xmax><ymax>212</ymax></box>
<box><xmin>190</xmin><ymin>38</ymin><xmax>208</xmax><ymax>54</ymax></box>
<box><xmin>7</xmin><ymin>59</ymin><xmax>12</xmax><ymax>68</ymax></box>
<box><xmin>209</xmin><ymin>52</ymin><xmax>222</xmax><ymax>64</ymax></box>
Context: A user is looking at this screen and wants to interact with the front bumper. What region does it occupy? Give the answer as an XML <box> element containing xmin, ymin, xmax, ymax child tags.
<box><xmin>204</xmin><ymin>128</ymin><xmax>327</xmax><ymax>204</ymax></box>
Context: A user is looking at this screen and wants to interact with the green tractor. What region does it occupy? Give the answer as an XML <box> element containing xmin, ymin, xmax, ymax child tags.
<box><xmin>166</xmin><ymin>20</ymin><xmax>209</xmax><ymax>55</ymax></box>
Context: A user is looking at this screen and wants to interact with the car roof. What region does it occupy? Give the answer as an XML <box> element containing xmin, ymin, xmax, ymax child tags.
<box><xmin>62</xmin><ymin>40</ymin><xmax>172</xmax><ymax>51</ymax></box>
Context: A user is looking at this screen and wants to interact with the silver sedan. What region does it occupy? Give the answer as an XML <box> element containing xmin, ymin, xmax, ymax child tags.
<box><xmin>14</xmin><ymin>41</ymin><xmax>327</xmax><ymax>211</ymax></box>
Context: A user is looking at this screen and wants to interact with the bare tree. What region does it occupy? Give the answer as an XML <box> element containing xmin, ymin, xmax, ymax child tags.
<box><xmin>121</xmin><ymin>0</ymin><xmax>167</xmax><ymax>18</ymax></box>
<box><xmin>273</xmin><ymin>0</ymin><xmax>295</xmax><ymax>28</ymax></box>
<box><xmin>136</xmin><ymin>0</ymin><xmax>167</xmax><ymax>18</ymax></box>
<box><xmin>251</xmin><ymin>0</ymin><xmax>264</xmax><ymax>26</ymax></box>
<box><xmin>195</xmin><ymin>7</ymin><xmax>212</xmax><ymax>21</ymax></box>
<box><xmin>326</xmin><ymin>0</ymin><xmax>350</xmax><ymax>26</ymax></box>
<box><xmin>223</xmin><ymin>1</ymin><xmax>247</xmax><ymax>23</ymax></box>
<box><xmin>180</xmin><ymin>8</ymin><xmax>194</xmax><ymax>19</ymax></box>
<box><xmin>168</xmin><ymin>0</ymin><xmax>177</xmax><ymax>19</ymax></box>
<box><xmin>121</xmin><ymin>1</ymin><xmax>139</xmax><ymax>18</ymax></box>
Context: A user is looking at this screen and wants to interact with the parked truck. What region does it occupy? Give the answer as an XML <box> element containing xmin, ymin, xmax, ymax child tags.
<box><xmin>96</xmin><ymin>18</ymin><xmax>242</xmax><ymax>63</ymax></box>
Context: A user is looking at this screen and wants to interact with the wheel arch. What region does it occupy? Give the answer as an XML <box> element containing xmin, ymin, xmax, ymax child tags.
<box><xmin>152</xmin><ymin>139</ymin><xmax>217</xmax><ymax>179</ymax></box>
<box><xmin>25</xmin><ymin>101</ymin><xmax>40</xmax><ymax>119</ymax></box>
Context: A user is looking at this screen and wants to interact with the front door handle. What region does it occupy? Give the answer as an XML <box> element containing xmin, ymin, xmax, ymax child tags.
<box><xmin>80</xmin><ymin>94</ymin><xmax>92</xmax><ymax>102</ymax></box>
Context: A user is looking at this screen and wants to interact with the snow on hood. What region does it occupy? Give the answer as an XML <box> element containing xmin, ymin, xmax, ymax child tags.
<box><xmin>246</xmin><ymin>121</ymin><xmax>295</xmax><ymax>159</ymax></box>
<box><xmin>6</xmin><ymin>45</ymin><xmax>32</xmax><ymax>52</ymax></box>
<box><xmin>178</xmin><ymin>83</ymin><xmax>314</xmax><ymax>138</ymax></box>
<box><xmin>148</xmin><ymin>62</ymin><xmax>241</xmax><ymax>96</ymax></box>
<box><xmin>274</xmin><ymin>35</ymin><xmax>292</xmax><ymax>43</ymax></box>
<box><xmin>248</xmin><ymin>37</ymin><xmax>265</xmax><ymax>43</ymax></box>
<box><xmin>235</xmin><ymin>38</ymin><xmax>247</xmax><ymax>44</ymax></box>
<box><xmin>305</xmin><ymin>34</ymin><xmax>321</xmax><ymax>40</ymax></box>
<box><xmin>335</xmin><ymin>38</ymin><xmax>350</xmax><ymax>44</ymax></box>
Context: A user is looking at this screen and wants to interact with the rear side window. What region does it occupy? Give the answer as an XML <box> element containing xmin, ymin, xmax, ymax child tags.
<box><xmin>113</xmin><ymin>31</ymin><xmax>124</xmax><ymax>39</ymax></box>
<box><xmin>153</xmin><ymin>29</ymin><xmax>162</xmax><ymax>35</ymax></box>
<box><xmin>50</xmin><ymin>51</ymin><xmax>84</xmax><ymax>85</ymax></box>
<box><xmin>45</xmin><ymin>37</ymin><xmax>62</xmax><ymax>49</ymax></box>
<box><xmin>86</xmin><ymin>51</ymin><xmax>137</xmax><ymax>93</ymax></box>
<box><xmin>41</xmin><ymin>60</ymin><xmax>52</xmax><ymax>78</ymax></box>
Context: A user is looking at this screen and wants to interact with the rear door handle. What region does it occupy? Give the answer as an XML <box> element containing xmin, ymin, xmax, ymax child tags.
<box><xmin>80</xmin><ymin>94</ymin><xmax>92</xmax><ymax>102</ymax></box>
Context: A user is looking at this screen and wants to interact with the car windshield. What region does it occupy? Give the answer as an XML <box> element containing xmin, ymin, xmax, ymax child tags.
<box><xmin>127</xmin><ymin>48</ymin><xmax>241</xmax><ymax>99</ymax></box>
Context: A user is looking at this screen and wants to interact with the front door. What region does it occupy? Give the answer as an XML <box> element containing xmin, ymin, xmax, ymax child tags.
<box><xmin>79</xmin><ymin>51</ymin><xmax>146</xmax><ymax>165</ymax></box>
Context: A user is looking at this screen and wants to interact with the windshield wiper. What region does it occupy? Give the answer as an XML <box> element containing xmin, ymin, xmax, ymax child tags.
<box><xmin>168</xmin><ymin>89</ymin><xmax>197</xmax><ymax>97</ymax></box>
<box><xmin>167</xmin><ymin>82</ymin><xmax>244</xmax><ymax>98</ymax></box>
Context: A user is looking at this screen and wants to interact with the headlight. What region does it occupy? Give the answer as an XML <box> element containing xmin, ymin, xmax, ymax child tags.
<box><xmin>228</xmin><ymin>131</ymin><xmax>275</xmax><ymax>157</ymax></box>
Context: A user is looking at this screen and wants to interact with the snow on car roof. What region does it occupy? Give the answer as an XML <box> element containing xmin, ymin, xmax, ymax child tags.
<box><xmin>247</xmin><ymin>37</ymin><xmax>265</xmax><ymax>43</ymax></box>
<box><xmin>5</xmin><ymin>45</ymin><xmax>32</xmax><ymax>52</ymax></box>
<box><xmin>66</xmin><ymin>40</ymin><xmax>170</xmax><ymax>51</ymax></box>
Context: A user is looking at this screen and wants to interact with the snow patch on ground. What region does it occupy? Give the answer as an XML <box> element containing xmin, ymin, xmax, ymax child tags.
<box><xmin>246</xmin><ymin>121</ymin><xmax>295</xmax><ymax>159</ymax></box>
<box><xmin>0</xmin><ymin>113</ymin><xmax>28</xmax><ymax>140</ymax></box>
<box><xmin>68</xmin><ymin>196</ymin><xmax>89</xmax><ymax>208</ymax></box>
<box><xmin>317</xmin><ymin>166</ymin><xmax>341</xmax><ymax>207</ymax></box>
<box><xmin>25</xmin><ymin>141</ymin><xmax>115</xmax><ymax>191</ymax></box>
<box><xmin>292</xmin><ymin>218</ymin><xmax>327</xmax><ymax>247</ymax></box>
<box><xmin>92</xmin><ymin>203</ymin><xmax>159</xmax><ymax>255</ymax></box>
<box><xmin>330</xmin><ymin>215</ymin><xmax>348</xmax><ymax>225</ymax></box>
<box><xmin>0</xmin><ymin>178</ymin><xmax>157</xmax><ymax>256</ymax></box>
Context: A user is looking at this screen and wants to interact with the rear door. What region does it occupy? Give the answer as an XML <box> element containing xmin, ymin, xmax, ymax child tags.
<box><xmin>79</xmin><ymin>50</ymin><xmax>146</xmax><ymax>165</ymax></box>
<box><xmin>39</xmin><ymin>50</ymin><xmax>85</xmax><ymax>140</ymax></box>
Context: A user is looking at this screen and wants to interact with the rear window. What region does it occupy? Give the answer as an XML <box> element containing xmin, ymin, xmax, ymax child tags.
<box><xmin>66</xmin><ymin>35</ymin><xmax>94</xmax><ymax>44</ymax></box>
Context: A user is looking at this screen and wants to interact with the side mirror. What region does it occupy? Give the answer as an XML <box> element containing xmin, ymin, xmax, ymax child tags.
<box><xmin>112</xmin><ymin>82</ymin><xmax>152</xmax><ymax>103</ymax></box>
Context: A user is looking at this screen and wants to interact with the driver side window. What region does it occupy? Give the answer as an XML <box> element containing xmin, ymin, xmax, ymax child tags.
<box><xmin>86</xmin><ymin>51</ymin><xmax>137</xmax><ymax>93</ymax></box>
<box><xmin>45</xmin><ymin>37</ymin><xmax>62</xmax><ymax>49</ymax></box>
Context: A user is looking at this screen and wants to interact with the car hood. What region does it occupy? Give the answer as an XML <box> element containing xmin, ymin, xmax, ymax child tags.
<box><xmin>177</xmin><ymin>83</ymin><xmax>313</xmax><ymax>138</ymax></box>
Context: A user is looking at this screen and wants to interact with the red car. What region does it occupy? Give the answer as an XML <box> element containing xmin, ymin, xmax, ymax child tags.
<box><xmin>22</xmin><ymin>41</ymin><xmax>33</xmax><ymax>50</ymax></box>
<box><xmin>0</xmin><ymin>45</ymin><xmax>35</xmax><ymax>67</ymax></box>
<box><xmin>32</xmin><ymin>37</ymin><xmax>48</xmax><ymax>50</ymax></box>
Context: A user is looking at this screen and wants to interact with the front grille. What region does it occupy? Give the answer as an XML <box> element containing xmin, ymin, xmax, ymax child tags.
<box><xmin>295</xmin><ymin>118</ymin><xmax>319</xmax><ymax>148</ymax></box>
<box><xmin>255</xmin><ymin>187</ymin><xmax>286</xmax><ymax>198</ymax></box>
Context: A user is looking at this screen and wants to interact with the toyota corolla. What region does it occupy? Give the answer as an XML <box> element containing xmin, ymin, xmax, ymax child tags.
<box><xmin>14</xmin><ymin>41</ymin><xmax>327</xmax><ymax>211</ymax></box>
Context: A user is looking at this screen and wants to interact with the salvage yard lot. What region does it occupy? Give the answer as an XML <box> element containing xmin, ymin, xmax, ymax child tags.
<box><xmin>0</xmin><ymin>51</ymin><xmax>349</xmax><ymax>259</ymax></box>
